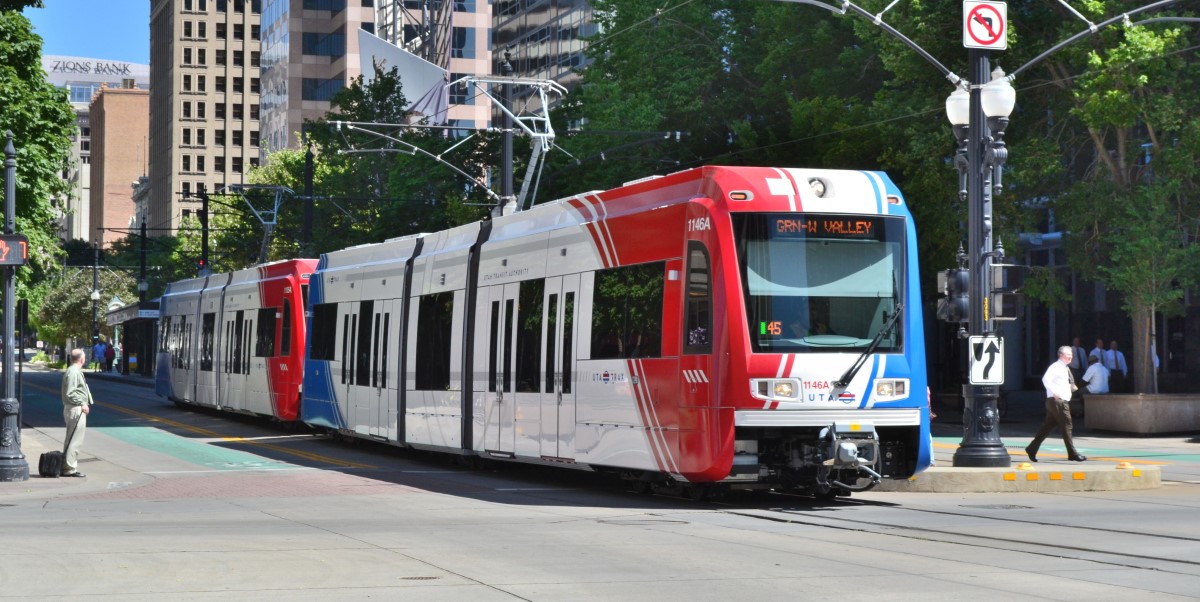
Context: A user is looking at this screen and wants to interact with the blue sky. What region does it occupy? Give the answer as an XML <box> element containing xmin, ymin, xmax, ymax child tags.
<box><xmin>25</xmin><ymin>1</ymin><xmax>150</xmax><ymax>64</ymax></box>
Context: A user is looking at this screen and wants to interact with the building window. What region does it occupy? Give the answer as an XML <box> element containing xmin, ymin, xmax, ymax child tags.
<box><xmin>216</xmin><ymin>49</ymin><xmax>226</xmax><ymax>65</ymax></box>
<box><xmin>250</xmin><ymin>77</ymin><xmax>260</xmax><ymax>94</ymax></box>
<box><xmin>234</xmin><ymin>24</ymin><xmax>243</xmax><ymax>39</ymax></box>
<box><xmin>232</xmin><ymin>157</ymin><xmax>243</xmax><ymax>173</ymax></box>
<box><xmin>183</xmin><ymin>101</ymin><xmax>192</xmax><ymax>118</ymax></box>
<box><xmin>197</xmin><ymin>102</ymin><xmax>206</xmax><ymax>119</ymax></box>
<box><xmin>251</xmin><ymin>24</ymin><xmax>260</xmax><ymax>40</ymax></box>
<box><xmin>360</xmin><ymin>22</ymin><xmax>374</xmax><ymax>34</ymax></box>
<box><xmin>197</xmin><ymin>129</ymin><xmax>206</xmax><ymax>146</ymax></box>
<box><xmin>198</xmin><ymin>21</ymin><xmax>207</xmax><ymax>38</ymax></box>
<box><xmin>217</xmin><ymin>0</ymin><xmax>226</xmax><ymax>11</ymax></box>
<box><xmin>183</xmin><ymin>47</ymin><xmax>193</xmax><ymax>64</ymax></box>
<box><xmin>250</xmin><ymin>157</ymin><xmax>259</xmax><ymax>169</ymax></box>
<box><xmin>301</xmin><ymin>78</ymin><xmax>344</xmax><ymax>101</ymax></box>
<box><xmin>216</xmin><ymin>103</ymin><xmax>226</xmax><ymax>119</ymax></box>
<box><xmin>249</xmin><ymin>130</ymin><xmax>259</xmax><ymax>146</ymax></box>
<box><xmin>233</xmin><ymin>104</ymin><xmax>243</xmax><ymax>119</ymax></box>
<box><xmin>184</xmin><ymin>0</ymin><xmax>193</xmax><ymax>10</ymax></box>
<box><xmin>454</xmin><ymin>0</ymin><xmax>474</xmax><ymax>11</ymax></box>
<box><xmin>197</xmin><ymin>156</ymin><xmax>206</xmax><ymax>173</ymax></box>
<box><xmin>233</xmin><ymin>77</ymin><xmax>243</xmax><ymax>94</ymax></box>
<box><xmin>233</xmin><ymin>51</ymin><xmax>243</xmax><ymax>66</ymax></box>
<box><xmin>216</xmin><ymin>22</ymin><xmax>226</xmax><ymax>39</ymax></box>
<box><xmin>182</xmin><ymin>155</ymin><xmax>191</xmax><ymax>172</ymax></box>
<box><xmin>215</xmin><ymin>156</ymin><xmax>225</xmax><ymax>172</ymax></box>
<box><xmin>183</xmin><ymin>74</ymin><xmax>192</xmax><ymax>92</ymax></box>
<box><xmin>215</xmin><ymin>76</ymin><xmax>226</xmax><ymax>92</ymax></box>
<box><xmin>198</xmin><ymin>48</ymin><xmax>206</xmax><ymax>65</ymax></box>
<box><xmin>303</xmin><ymin>0</ymin><xmax>346</xmax><ymax>10</ymax></box>
<box><xmin>250</xmin><ymin>51</ymin><xmax>260</xmax><ymax>67</ymax></box>
<box><xmin>182</xmin><ymin>182</ymin><xmax>191</xmax><ymax>197</ymax></box>
<box><xmin>215</xmin><ymin>130</ymin><xmax>226</xmax><ymax>146</ymax></box>
<box><xmin>182</xmin><ymin>128</ymin><xmax>192</xmax><ymax>145</ymax></box>
<box><xmin>233</xmin><ymin>130</ymin><xmax>243</xmax><ymax>146</ymax></box>
<box><xmin>197</xmin><ymin>75</ymin><xmax>206</xmax><ymax>92</ymax></box>
<box><xmin>250</xmin><ymin>104</ymin><xmax>259</xmax><ymax>119</ymax></box>
<box><xmin>184</xmin><ymin>21</ymin><xmax>193</xmax><ymax>38</ymax></box>
<box><xmin>451</xmin><ymin>27</ymin><xmax>475</xmax><ymax>59</ymax></box>
<box><xmin>449</xmin><ymin>73</ymin><xmax>471</xmax><ymax>104</ymax></box>
<box><xmin>302</xmin><ymin>33</ymin><xmax>345</xmax><ymax>57</ymax></box>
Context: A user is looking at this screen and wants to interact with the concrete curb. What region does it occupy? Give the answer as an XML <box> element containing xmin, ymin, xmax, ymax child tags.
<box><xmin>877</xmin><ymin>463</ymin><xmax>1161</xmax><ymax>493</ymax></box>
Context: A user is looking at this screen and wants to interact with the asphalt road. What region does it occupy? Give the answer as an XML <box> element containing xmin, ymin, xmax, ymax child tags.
<box><xmin>2</xmin><ymin>367</ymin><xmax>1199</xmax><ymax>600</ymax></box>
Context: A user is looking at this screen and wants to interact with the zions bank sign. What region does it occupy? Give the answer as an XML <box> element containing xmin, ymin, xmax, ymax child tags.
<box><xmin>49</xmin><ymin>59</ymin><xmax>133</xmax><ymax>76</ymax></box>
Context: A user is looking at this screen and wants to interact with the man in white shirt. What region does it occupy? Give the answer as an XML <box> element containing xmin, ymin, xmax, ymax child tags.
<box><xmin>1068</xmin><ymin>336</ymin><xmax>1087</xmax><ymax>380</ymax></box>
<box><xmin>1026</xmin><ymin>346</ymin><xmax>1087</xmax><ymax>463</ymax></box>
<box><xmin>1082</xmin><ymin>355</ymin><xmax>1109</xmax><ymax>394</ymax></box>
<box><xmin>1089</xmin><ymin>338</ymin><xmax>1105</xmax><ymax>363</ymax></box>
<box><xmin>1105</xmin><ymin>340</ymin><xmax>1128</xmax><ymax>392</ymax></box>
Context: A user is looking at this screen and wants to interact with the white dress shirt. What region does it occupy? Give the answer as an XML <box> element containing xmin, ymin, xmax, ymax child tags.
<box><xmin>1042</xmin><ymin>359</ymin><xmax>1075</xmax><ymax>401</ymax></box>
<box><xmin>1082</xmin><ymin>363</ymin><xmax>1110</xmax><ymax>394</ymax></box>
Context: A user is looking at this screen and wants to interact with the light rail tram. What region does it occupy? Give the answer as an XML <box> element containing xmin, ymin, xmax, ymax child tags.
<box><xmin>157</xmin><ymin>166</ymin><xmax>932</xmax><ymax>496</ymax></box>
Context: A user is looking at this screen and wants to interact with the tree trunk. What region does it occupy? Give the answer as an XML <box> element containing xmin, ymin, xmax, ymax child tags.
<box><xmin>1130</xmin><ymin>303</ymin><xmax>1156</xmax><ymax>394</ymax></box>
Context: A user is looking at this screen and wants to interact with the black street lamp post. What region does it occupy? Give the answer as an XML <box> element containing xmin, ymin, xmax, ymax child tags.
<box><xmin>946</xmin><ymin>50</ymin><xmax>1015</xmax><ymax>468</ymax></box>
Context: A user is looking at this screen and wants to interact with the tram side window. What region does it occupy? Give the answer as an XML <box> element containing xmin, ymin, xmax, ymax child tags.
<box><xmin>255</xmin><ymin>307</ymin><xmax>276</xmax><ymax>356</ymax></box>
<box><xmin>200</xmin><ymin>312</ymin><xmax>216</xmax><ymax>371</ymax></box>
<box><xmin>415</xmin><ymin>292</ymin><xmax>454</xmax><ymax>391</ymax></box>
<box><xmin>356</xmin><ymin>300</ymin><xmax>374</xmax><ymax>386</ymax></box>
<box><xmin>160</xmin><ymin>317</ymin><xmax>171</xmax><ymax>352</ymax></box>
<box><xmin>684</xmin><ymin>244</ymin><xmax>712</xmax><ymax>354</ymax></box>
<box><xmin>590</xmin><ymin>261</ymin><xmax>665</xmax><ymax>359</ymax></box>
<box><xmin>310</xmin><ymin>303</ymin><xmax>337</xmax><ymax>360</ymax></box>
<box><xmin>515</xmin><ymin>279</ymin><xmax>544</xmax><ymax>393</ymax></box>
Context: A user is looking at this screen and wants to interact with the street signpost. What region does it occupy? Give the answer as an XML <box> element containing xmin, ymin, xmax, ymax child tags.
<box><xmin>969</xmin><ymin>335</ymin><xmax>1005</xmax><ymax>385</ymax></box>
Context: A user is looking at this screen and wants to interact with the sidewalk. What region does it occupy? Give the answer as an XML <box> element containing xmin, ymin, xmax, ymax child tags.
<box><xmin>885</xmin><ymin>388</ymin><xmax>1165</xmax><ymax>492</ymax></box>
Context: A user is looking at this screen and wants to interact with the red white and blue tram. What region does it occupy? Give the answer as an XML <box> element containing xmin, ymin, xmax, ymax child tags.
<box><xmin>158</xmin><ymin>166</ymin><xmax>932</xmax><ymax>494</ymax></box>
<box><xmin>156</xmin><ymin>259</ymin><xmax>316</xmax><ymax>421</ymax></box>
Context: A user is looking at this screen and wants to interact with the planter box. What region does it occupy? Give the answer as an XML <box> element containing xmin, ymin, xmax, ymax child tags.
<box><xmin>1086</xmin><ymin>394</ymin><xmax>1200</xmax><ymax>434</ymax></box>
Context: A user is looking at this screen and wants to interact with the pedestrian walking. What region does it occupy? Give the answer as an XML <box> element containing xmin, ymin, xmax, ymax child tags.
<box><xmin>60</xmin><ymin>348</ymin><xmax>94</xmax><ymax>477</ymax></box>
<box><xmin>1026</xmin><ymin>346</ymin><xmax>1087</xmax><ymax>463</ymax></box>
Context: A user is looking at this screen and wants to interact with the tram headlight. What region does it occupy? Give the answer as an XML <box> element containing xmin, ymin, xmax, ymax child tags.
<box><xmin>751</xmin><ymin>378</ymin><xmax>801</xmax><ymax>401</ymax></box>
<box><xmin>774</xmin><ymin>381</ymin><xmax>797</xmax><ymax>398</ymax></box>
<box><xmin>874</xmin><ymin>379</ymin><xmax>909</xmax><ymax>400</ymax></box>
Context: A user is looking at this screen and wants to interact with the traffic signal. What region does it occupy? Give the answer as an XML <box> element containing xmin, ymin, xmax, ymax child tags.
<box><xmin>990</xmin><ymin>263</ymin><xmax>1027</xmax><ymax>320</ymax></box>
<box><xmin>936</xmin><ymin>267</ymin><xmax>970</xmax><ymax>323</ymax></box>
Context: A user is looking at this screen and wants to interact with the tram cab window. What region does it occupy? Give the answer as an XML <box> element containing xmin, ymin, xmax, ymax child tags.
<box><xmin>590</xmin><ymin>261</ymin><xmax>665</xmax><ymax>360</ymax></box>
<box><xmin>684</xmin><ymin>243</ymin><xmax>712</xmax><ymax>354</ymax></box>
<box><xmin>734</xmin><ymin>213</ymin><xmax>905</xmax><ymax>353</ymax></box>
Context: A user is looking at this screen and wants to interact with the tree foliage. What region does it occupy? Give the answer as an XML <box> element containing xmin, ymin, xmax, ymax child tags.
<box><xmin>36</xmin><ymin>266</ymin><xmax>137</xmax><ymax>348</ymax></box>
<box><xmin>0</xmin><ymin>5</ymin><xmax>78</xmax><ymax>291</ymax></box>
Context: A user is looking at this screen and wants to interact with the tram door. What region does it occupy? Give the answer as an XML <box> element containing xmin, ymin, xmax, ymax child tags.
<box><xmin>541</xmin><ymin>275</ymin><xmax>580</xmax><ymax>460</ymax></box>
<box><xmin>482</xmin><ymin>283</ymin><xmax>521</xmax><ymax>454</ymax></box>
<box><xmin>221</xmin><ymin>309</ymin><xmax>252</xmax><ymax>411</ymax></box>
<box><xmin>344</xmin><ymin>300</ymin><xmax>394</xmax><ymax>437</ymax></box>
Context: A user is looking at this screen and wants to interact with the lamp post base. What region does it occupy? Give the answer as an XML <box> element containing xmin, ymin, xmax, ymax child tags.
<box><xmin>952</xmin><ymin>384</ymin><xmax>1012</xmax><ymax>467</ymax></box>
<box><xmin>0</xmin><ymin>398</ymin><xmax>29</xmax><ymax>481</ymax></box>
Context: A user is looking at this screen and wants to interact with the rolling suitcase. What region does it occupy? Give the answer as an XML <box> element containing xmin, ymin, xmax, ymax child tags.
<box><xmin>38</xmin><ymin>451</ymin><xmax>64</xmax><ymax>478</ymax></box>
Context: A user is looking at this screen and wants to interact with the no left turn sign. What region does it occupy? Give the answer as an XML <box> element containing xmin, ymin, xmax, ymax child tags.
<box><xmin>963</xmin><ymin>1</ymin><xmax>1007</xmax><ymax>50</ymax></box>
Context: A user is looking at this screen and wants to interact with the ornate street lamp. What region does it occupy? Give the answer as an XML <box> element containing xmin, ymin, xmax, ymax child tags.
<box><xmin>945</xmin><ymin>65</ymin><xmax>1016</xmax><ymax>468</ymax></box>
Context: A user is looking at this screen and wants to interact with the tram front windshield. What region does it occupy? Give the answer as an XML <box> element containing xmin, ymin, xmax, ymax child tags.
<box><xmin>734</xmin><ymin>213</ymin><xmax>905</xmax><ymax>353</ymax></box>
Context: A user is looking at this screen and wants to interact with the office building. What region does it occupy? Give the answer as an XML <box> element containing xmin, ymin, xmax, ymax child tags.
<box><xmin>42</xmin><ymin>55</ymin><xmax>151</xmax><ymax>242</ymax></box>
<box><xmin>89</xmin><ymin>86</ymin><xmax>151</xmax><ymax>246</ymax></box>
<box><xmin>148</xmin><ymin>0</ymin><xmax>263</xmax><ymax>235</ymax></box>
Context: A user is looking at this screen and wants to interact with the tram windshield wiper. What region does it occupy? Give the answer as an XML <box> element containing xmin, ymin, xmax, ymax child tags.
<box><xmin>827</xmin><ymin>303</ymin><xmax>903</xmax><ymax>402</ymax></box>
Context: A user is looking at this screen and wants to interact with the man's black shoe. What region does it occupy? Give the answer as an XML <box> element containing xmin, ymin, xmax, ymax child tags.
<box><xmin>1070</xmin><ymin>455</ymin><xmax>1088</xmax><ymax>462</ymax></box>
<box><xmin>61</xmin><ymin>472</ymin><xmax>86</xmax><ymax>478</ymax></box>
<box><xmin>1024</xmin><ymin>447</ymin><xmax>1037</xmax><ymax>462</ymax></box>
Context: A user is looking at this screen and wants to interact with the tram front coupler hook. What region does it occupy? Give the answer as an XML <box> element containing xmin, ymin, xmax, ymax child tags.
<box><xmin>818</xmin><ymin>422</ymin><xmax>882</xmax><ymax>491</ymax></box>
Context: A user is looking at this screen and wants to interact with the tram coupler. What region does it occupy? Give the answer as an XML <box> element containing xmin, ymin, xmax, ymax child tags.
<box><xmin>818</xmin><ymin>422</ymin><xmax>882</xmax><ymax>492</ymax></box>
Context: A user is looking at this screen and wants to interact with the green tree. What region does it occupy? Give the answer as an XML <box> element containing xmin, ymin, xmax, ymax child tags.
<box><xmin>1</xmin><ymin>3</ymin><xmax>78</xmax><ymax>290</ymax></box>
<box><xmin>36</xmin><ymin>266</ymin><xmax>137</xmax><ymax>348</ymax></box>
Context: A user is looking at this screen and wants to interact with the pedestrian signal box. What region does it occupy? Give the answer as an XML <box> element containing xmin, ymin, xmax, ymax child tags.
<box><xmin>0</xmin><ymin>234</ymin><xmax>29</xmax><ymax>266</ymax></box>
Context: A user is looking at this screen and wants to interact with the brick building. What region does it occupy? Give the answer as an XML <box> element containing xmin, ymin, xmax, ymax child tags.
<box><xmin>89</xmin><ymin>86</ymin><xmax>151</xmax><ymax>246</ymax></box>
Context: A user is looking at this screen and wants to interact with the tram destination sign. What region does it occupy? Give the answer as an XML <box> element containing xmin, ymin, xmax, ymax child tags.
<box><xmin>772</xmin><ymin>215</ymin><xmax>884</xmax><ymax>240</ymax></box>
